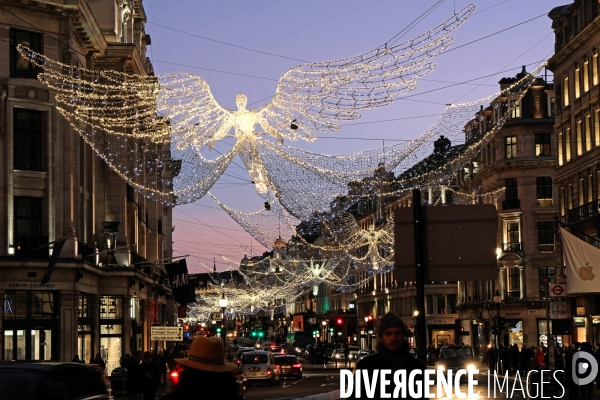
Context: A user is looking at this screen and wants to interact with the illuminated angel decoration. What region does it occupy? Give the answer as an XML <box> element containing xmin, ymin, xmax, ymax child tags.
<box><xmin>16</xmin><ymin>5</ymin><xmax>475</xmax><ymax>205</ymax></box>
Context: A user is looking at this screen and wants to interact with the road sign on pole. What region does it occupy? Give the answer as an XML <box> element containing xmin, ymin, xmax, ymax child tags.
<box><xmin>210</xmin><ymin>312</ymin><xmax>223</xmax><ymax>321</ymax></box>
<box><xmin>549</xmin><ymin>284</ymin><xmax>566</xmax><ymax>297</ymax></box>
<box><xmin>151</xmin><ymin>326</ymin><xmax>184</xmax><ymax>341</ymax></box>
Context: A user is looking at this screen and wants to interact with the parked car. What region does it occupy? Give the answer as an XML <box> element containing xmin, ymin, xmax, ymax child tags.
<box><xmin>436</xmin><ymin>346</ymin><xmax>477</xmax><ymax>376</ymax></box>
<box><xmin>0</xmin><ymin>362</ymin><xmax>110</xmax><ymax>400</ymax></box>
<box><xmin>273</xmin><ymin>355</ymin><xmax>302</xmax><ymax>380</ymax></box>
<box><xmin>239</xmin><ymin>351</ymin><xmax>280</xmax><ymax>386</ymax></box>
<box><xmin>332</xmin><ymin>346</ymin><xmax>360</xmax><ymax>367</ymax></box>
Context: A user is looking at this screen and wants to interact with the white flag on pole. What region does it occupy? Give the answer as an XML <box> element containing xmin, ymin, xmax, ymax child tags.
<box><xmin>560</xmin><ymin>228</ymin><xmax>600</xmax><ymax>294</ymax></box>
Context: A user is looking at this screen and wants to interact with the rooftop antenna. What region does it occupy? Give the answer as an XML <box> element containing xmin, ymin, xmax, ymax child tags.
<box><xmin>213</xmin><ymin>258</ymin><xmax>216</xmax><ymax>272</ymax></box>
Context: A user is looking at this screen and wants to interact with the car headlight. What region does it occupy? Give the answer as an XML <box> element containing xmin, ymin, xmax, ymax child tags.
<box><xmin>466</xmin><ymin>364</ymin><xmax>476</xmax><ymax>372</ymax></box>
<box><xmin>437</xmin><ymin>365</ymin><xmax>445</xmax><ymax>371</ymax></box>
<box><xmin>295</xmin><ymin>347</ymin><xmax>300</xmax><ymax>352</ymax></box>
<box><xmin>335</xmin><ymin>354</ymin><xmax>340</xmax><ymax>359</ymax></box>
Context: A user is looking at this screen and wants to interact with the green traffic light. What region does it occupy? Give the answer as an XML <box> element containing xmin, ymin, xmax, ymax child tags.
<box><xmin>258</xmin><ymin>331</ymin><xmax>264</xmax><ymax>338</ymax></box>
<box><xmin>329</xmin><ymin>328</ymin><xmax>334</xmax><ymax>332</ymax></box>
<box><xmin>216</xmin><ymin>327</ymin><xmax>222</xmax><ymax>333</ymax></box>
<box><xmin>251</xmin><ymin>331</ymin><xmax>256</xmax><ymax>337</ymax></box>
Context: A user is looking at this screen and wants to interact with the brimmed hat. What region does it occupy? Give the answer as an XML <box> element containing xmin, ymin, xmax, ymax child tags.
<box><xmin>175</xmin><ymin>336</ymin><xmax>237</xmax><ymax>373</ymax></box>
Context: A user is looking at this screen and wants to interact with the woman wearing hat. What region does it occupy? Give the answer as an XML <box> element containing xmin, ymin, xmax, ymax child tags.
<box><xmin>161</xmin><ymin>336</ymin><xmax>240</xmax><ymax>399</ymax></box>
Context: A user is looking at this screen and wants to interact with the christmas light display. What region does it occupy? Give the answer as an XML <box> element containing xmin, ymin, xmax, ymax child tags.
<box><xmin>16</xmin><ymin>5</ymin><xmax>474</xmax><ymax>202</ymax></box>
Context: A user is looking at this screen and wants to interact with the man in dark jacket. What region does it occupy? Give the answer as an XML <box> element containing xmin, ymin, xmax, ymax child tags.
<box><xmin>352</xmin><ymin>312</ymin><xmax>426</xmax><ymax>399</ymax></box>
<box><xmin>126</xmin><ymin>351</ymin><xmax>144</xmax><ymax>400</ymax></box>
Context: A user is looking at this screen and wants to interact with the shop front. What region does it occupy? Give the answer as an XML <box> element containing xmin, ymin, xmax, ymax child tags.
<box><xmin>2</xmin><ymin>290</ymin><xmax>57</xmax><ymax>361</ymax></box>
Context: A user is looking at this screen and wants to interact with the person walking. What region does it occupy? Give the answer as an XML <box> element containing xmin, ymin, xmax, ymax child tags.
<box><xmin>353</xmin><ymin>312</ymin><xmax>426</xmax><ymax>399</ymax></box>
<box><xmin>141</xmin><ymin>351</ymin><xmax>161</xmax><ymax>400</ymax></box>
<box><xmin>126</xmin><ymin>351</ymin><xmax>144</xmax><ymax>400</ymax></box>
<box><xmin>343</xmin><ymin>343</ymin><xmax>350</xmax><ymax>368</ymax></box>
<box><xmin>90</xmin><ymin>353</ymin><xmax>106</xmax><ymax>374</ymax></box>
<box><xmin>160</xmin><ymin>336</ymin><xmax>239</xmax><ymax>400</ymax></box>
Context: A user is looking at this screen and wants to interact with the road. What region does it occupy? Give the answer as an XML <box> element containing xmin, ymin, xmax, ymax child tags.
<box><xmin>246</xmin><ymin>369</ymin><xmax>339</xmax><ymax>400</ymax></box>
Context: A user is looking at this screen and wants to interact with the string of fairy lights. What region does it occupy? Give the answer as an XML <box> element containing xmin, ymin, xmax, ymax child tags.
<box><xmin>15</xmin><ymin>4</ymin><xmax>547</xmax><ymax>317</ymax></box>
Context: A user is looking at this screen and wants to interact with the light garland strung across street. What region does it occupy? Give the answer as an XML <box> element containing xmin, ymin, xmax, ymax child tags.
<box><xmin>16</xmin><ymin>5</ymin><xmax>475</xmax><ymax>205</ymax></box>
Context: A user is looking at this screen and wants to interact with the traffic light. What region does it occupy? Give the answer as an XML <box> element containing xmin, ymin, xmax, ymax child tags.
<box><xmin>251</xmin><ymin>331</ymin><xmax>257</xmax><ymax>338</ymax></box>
<box><xmin>460</xmin><ymin>327</ymin><xmax>469</xmax><ymax>336</ymax></box>
<box><xmin>337</xmin><ymin>318</ymin><xmax>343</xmax><ymax>325</ymax></box>
<box><xmin>216</xmin><ymin>327</ymin><xmax>222</xmax><ymax>333</ymax></box>
<box><xmin>329</xmin><ymin>328</ymin><xmax>334</xmax><ymax>333</ymax></box>
<box><xmin>258</xmin><ymin>331</ymin><xmax>264</xmax><ymax>338</ymax></box>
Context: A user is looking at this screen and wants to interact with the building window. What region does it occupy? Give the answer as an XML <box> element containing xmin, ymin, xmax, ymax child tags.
<box><xmin>577</xmin><ymin>120</ymin><xmax>583</xmax><ymax>156</ymax></box>
<box><xmin>510</xmin><ymin>99</ymin><xmax>521</xmax><ymax>119</ymax></box>
<box><xmin>539</xmin><ymin>266</ymin><xmax>556</xmax><ymax>299</ymax></box>
<box><xmin>3</xmin><ymin>291</ymin><xmax>55</xmax><ymax>319</ymax></box>
<box><xmin>99</xmin><ymin>296</ymin><xmax>122</xmax><ymax>319</ymax></box>
<box><xmin>563</xmin><ymin>76</ymin><xmax>569</xmax><ymax>107</ymax></box>
<box><xmin>535</xmin><ymin>134</ymin><xmax>551</xmax><ymax>156</ymax></box>
<box><xmin>575</xmin><ymin>65</ymin><xmax>581</xmax><ymax>98</ymax></box>
<box><xmin>558</xmin><ymin>131</ymin><xmax>564</xmax><ymax>166</ymax></box>
<box><xmin>549</xmin><ymin>96</ymin><xmax>555</xmax><ymax>117</ymax></box>
<box><xmin>585</xmin><ymin>114</ymin><xmax>592</xmax><ymax>152</ymax></box>
<box><xmin>425</xmin><ymin>295</ymin><xmax>433</xmax><ymax>315</ymax></box>
<box><xmin>536</xmin><ymin>176</ymin><xmax>553</xmax><ymax>207</ymax></box>
<box><xmin>505</xmin><ymin>136</ymin><xmax>517</xmax><ymax>159</ymax></box>
<box><xmin>447</xmin><ymin>294</ymin><xmax>457</xmax><ymax>314</ymax></box>
<box><xmin>9</xmin><ymin>29</ymin><xmax>42</xmax><ymax>79</ymax></box>
<box><xmin>507</xmin><ymin>268</ymin><xmax>520</xmax><ymax>299</ymax></box>
<box><xmin>502</xmin><ymin>178</ymin><xmax>519</xmax><ymax>210</ymax></box>
<box><xmin>565</xmin><ymin>127</ymin><xmax>572</xmax><ymax>162</ymax></box>
<box><xmin>504</xmin><ymin>220</ymin><xmax>521</xmax><ymax>252</ymax></box>
<box><xmin>595</xmin><ymin>109</ymin><xmax>600</xmax><ymax>147</ymax></box>
<box><xmin>538</xmin><ymin>221</ymin><xmax>555</xmax><ymax>252</ymax></box>
<box><xmin>594</xmin><ymin>53</ymin><xmax>599</xmax><ymax>86</ymax></box>
<box><xmin>14</xmin><ymin>108</ymin><xmax>43</xmax><ymax>171</ymax></box>
<box><xmin>583</xmin><ymin>58</ymin><xmax>590</xmax><ymax>92</ymax></box>
<box><xmin>14</xmin><ymin>196</ymin><xmax>46</xmax><ymax>258</ymax></box>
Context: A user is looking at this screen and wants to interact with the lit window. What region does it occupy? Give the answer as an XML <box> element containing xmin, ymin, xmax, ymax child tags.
<box><xmin>563</xmin><ymin>76</ymin><xmax>569</xmax><ymax>106</ymax></box>
<box><xmin>575</xmin><ymin>65</ymin><xmax>581</xmax><ymax>98</ymax></box>
<box><xmin>536</xmin><ymin>176</ymin><xmax>553</xmax><ymax>207</ymax></box>
<box><xmin>510</xmin><ymin>99</ymin><xmax>521</xmax><ymax>119</ymax></box>
<box><xmin>535</xmin><ymin>134</ymin><xmax>551</xmax><ymax>156</ymax></box>
<box><xmin>505</xmin><ymin>136</ymin><xmax>517</xmax><ymax>159</ymax></box>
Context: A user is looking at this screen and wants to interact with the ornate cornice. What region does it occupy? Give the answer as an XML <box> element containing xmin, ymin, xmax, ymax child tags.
<box><xmin>547</xmin><ymin>16</ymin><xmax>600</xmax><ymax>70</ymax></box>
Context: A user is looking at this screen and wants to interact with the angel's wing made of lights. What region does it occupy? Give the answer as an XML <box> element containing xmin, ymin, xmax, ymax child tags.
<box><xmin>258</xmin><ymin>4</ymin><xmax>475</xmax><ymax>142</ymax></box>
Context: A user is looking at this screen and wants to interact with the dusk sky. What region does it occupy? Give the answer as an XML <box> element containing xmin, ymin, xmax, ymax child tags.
<box><xmin>142</xmin><ymin>0</ymin><xmax>567</xmax><ymax>273</ymax></box>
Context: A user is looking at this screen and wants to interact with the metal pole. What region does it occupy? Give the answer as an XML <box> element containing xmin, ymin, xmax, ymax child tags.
<box><xmin>546</xmin><ymin>283</ymin><xmax>555</xmax><ymax>370</ymax></box>
<box><xmin>497</xmin><ymin>302</ymin><xmax>501</xmax><ymax>372</ymax></box>
<box><xmin>413</xmin><ymin>190</ymin><xmax>427</xmax><ymax>363</ymax></box>
<box><xmin>222</xmin><ymin>306</ymin><xmax>226</xmax><ymax>350</ymax></box>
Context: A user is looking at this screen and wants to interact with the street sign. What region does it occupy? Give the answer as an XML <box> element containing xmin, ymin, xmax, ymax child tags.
<box><xmin>549</xmin><ymin>301</ymin><xmax>567</xmax><ymax>319</ymax></box>
<box><xmin>151</xmin><ymin>326</ymin><xmax>184</xmax><ymax>341</ymax></box>
<box><xmin>549</xmin><ymin>284</ymin><xmax>566</xmax><ymax>297</ymax></box>
<box><xmin>210</xmin><ymin>312</ymin><xmax>223</xmax><ymax>321</ymax></box>
<box><xmin>308</xmin><ymin>318</ymin><xmax>316</xmax><ymax>324</ymax></box>
<box><xmin>542</xmin><ymin>276</ymin><xmax>551</xmax><ymax>284</ymax></box>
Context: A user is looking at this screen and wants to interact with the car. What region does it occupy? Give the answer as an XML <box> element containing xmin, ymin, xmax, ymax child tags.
<box><xmin>268</xmin><ymin>346</ymin><xmax>287</xmax><ymax>355</ymax></box>
<box><xmin>239</xmin><ymin>350</ymin><xmax>280</xmax><ymax>386</ymax></box>
<box><xmin>436</xmin><ymin>346</ymin><xmax>477</xmax><ymax>376</ymax></box>
<box><xmin>273</xmin><ymin>355</ymin><xmax>302</xmax><ymax>380</ymax></box>
<box><xmin>0</xmin><ymin>362</ymin><xmax>110</xmax><ymax>400</ymax></box>
<box><xmin>332</xmin><ymin>346</ymin><xmax>360</xmax><ymax>367</ymax></box>
<box><xmin>355</xmin><ymin>349</ymin><xmax>375</xmax><ymax>363</ymax></box>
<box><xmin>236</xmin><ymin>347</ymin><xmax>256</xmax><ymax>367</ymax></box>
<box><xmin>427</xmin><ymin>350</ymin><xmax>439</xmax><ymax>366</ymax></box>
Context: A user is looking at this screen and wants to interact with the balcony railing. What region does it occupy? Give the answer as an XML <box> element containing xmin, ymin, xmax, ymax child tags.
<box><xmin>503</xmin><ymin>242</ymin><xmax>522</xmax><ymax>252</ymax></box>
<box><xmin>502</xmin><ymin>198</ymin><xmax>520</xmax><ymax>210</ymax></box>
<box><xmin>567</xmin><ymin>199</ymin><xmax>598</xmax><ymax>224</ymax></box>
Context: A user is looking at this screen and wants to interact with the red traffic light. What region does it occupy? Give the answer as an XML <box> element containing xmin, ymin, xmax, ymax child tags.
<box><xmin>183</xmin><ymin>324</ymin><xmax>189</xmax><ymax>330</ymax></box>
<box><xmin>460</xmin><ymin>327</ymin><xmax>464</xmax><ymax>332</ymax></box>
<box><xmin>367</xmin><ymin>315</ymin><xmax>373</xmax><ymax>321</ymax></box>
<box><xmin>337</xmin><ymin>318</ymin><xmax>343</xmax><ymax>325</ymax></box>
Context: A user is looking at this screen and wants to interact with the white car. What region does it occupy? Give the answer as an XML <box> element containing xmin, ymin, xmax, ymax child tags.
<box><xmin>332</xmin><ymin>346</ymin><xmax>360</xmax><ymax>367</ymax></box>
<box><xmin>239</xmin><ymin>350</ymin><xmax>280</xmax><ymax>386</ymax></box>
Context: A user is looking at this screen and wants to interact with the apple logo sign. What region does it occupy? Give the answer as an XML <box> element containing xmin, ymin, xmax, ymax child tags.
<box><xmin>578</xmin><ymin>262</ymin><xmax>595</xmax><ymax>281</ymax></box>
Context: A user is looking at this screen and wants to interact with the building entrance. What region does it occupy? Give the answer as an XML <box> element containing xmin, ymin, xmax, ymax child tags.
<box><xmin>3</xmin><ymin>328</ymin><xmax>52</xmax><ymax>360</ymax></box>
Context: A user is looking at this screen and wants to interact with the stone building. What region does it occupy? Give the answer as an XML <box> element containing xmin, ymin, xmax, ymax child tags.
<box><xmin>0</xmin><ymin>0</ymin><xmax>175</xmax><ymax>372</ymax></box>
<box><xmin>547</xmin><ymin>0</ymin><xmax>600</xmax><ymax>345</ymax></box>
<box><xmin>455</xmin><ymin>68</ymin><xmax>560</xmax><ymax>350</ymax></box>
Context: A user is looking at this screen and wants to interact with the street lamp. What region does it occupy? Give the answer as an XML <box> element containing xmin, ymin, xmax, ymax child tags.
<box><xmin>413</xmin><ymin>310</ymin><xmax>419</xmax><ymax>349</ymax></box>
<box><xmin>219</xmin><ymin>293</ymin><xmax>229</xmax><ymax>349</ymax></box>
<box><xmin>322</xmin><ymin>321</ymin><xmax>327</xmax><ymax>343</ymax></box>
